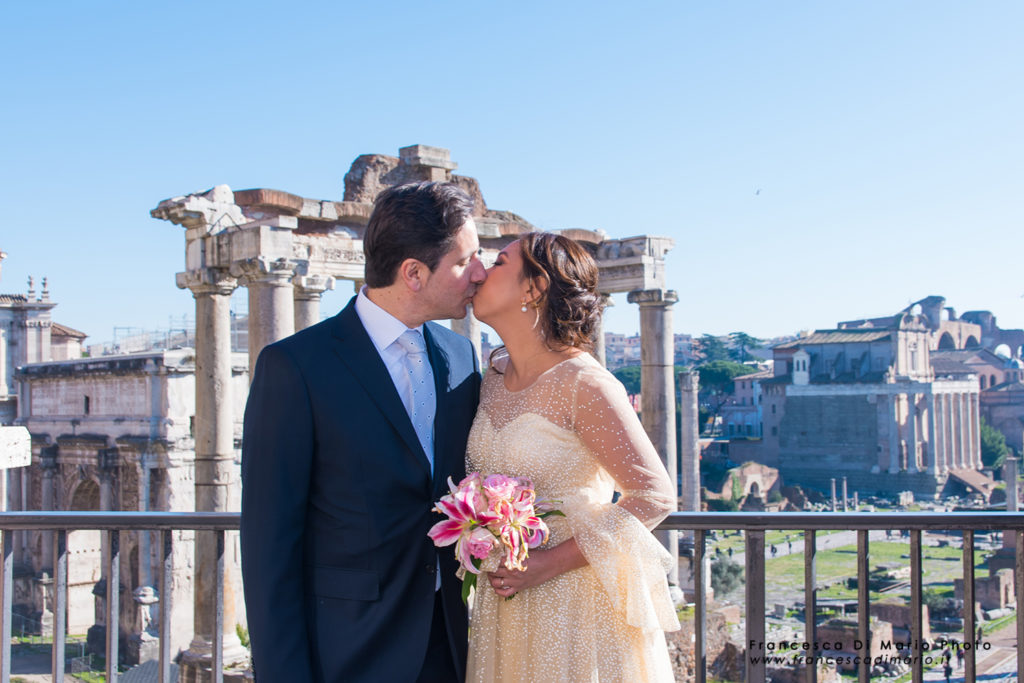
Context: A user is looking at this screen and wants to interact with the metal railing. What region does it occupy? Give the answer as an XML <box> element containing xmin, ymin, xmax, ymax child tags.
<box><xmin>1</xmin><ymin>511</ymin><xmax>1023</xmax><ymax>683</ymax></box>
<box><xmin>660</xmin><ymin>511</ymin><xmax>1024</xmax><ymax>683</ymax></box>
<box><xmin>0</xmin><ymin>512</ymin><xmax>237</xmax><ymax>683</ymax></box>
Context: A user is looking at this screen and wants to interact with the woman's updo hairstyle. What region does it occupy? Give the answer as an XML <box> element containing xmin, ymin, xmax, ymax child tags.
<box><xmin>519</xmin><ymin>232</ymin><xmax>602</xmax><ymax>351</ymax></box>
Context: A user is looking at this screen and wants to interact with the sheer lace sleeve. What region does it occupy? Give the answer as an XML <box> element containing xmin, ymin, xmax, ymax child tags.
<box><xmin>564</xmin><ymin>362</ymin><xmax>679</xmax><ymax>632</ymax></box>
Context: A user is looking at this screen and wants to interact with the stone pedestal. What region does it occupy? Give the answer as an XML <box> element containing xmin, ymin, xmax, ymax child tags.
<box><xmin>627</xmin><ymin>288</ymin><xmax>681</xmax><ymax>602</ymax></box>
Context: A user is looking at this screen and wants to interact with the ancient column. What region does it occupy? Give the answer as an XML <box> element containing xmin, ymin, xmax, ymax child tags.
<box><xmin>592</xmin><ymin>294</ymin><xmax>614</xmax><ymax>367</ymax></box>
<box><xmin>926</xmin><ymin>393</ymin><xmax>937</xmax><ymax>473</ymax></box>
<box><xmin>970</xmin><ymin>394</ymin><xmax>982</xmax><ymax>468</ymax></box>
<box><xmin>907</xmin><ymin>393</ymin><xmax>919</xmax><ymax>471</ymax></box>
<box><xmin>627</xmin><ymin>289</ymin><xmax>680</xmax><ymax>600</ymax></box>
<box><xmin>235</xmin><ymin>258</ymin><xmax>295</xmax><ymax>379</ymax></box>
<box><xmin>841</xmin><ymin>477</ymin><xmax>848</xmax><ymax>512</ymax></box>
<box><xmin>293</xmin><ymin>274</ymin><xmax>335</xmax><ymax>332</ymax></box>
<box><xmin>957</xmin><ymin>393</ymin><xmax>968</xmax><ymax>469</ymax></box>
<box><xmin>39</xmin><ymin>445</ymin><xmax>58</xmax><ymax>570</ymax></box>
<box><xmin>887</xmin><ymin>394</ymin><xmax>900</xmax><ymax>473</ymax></box>
<box><xmin>97</xmin><ymin>448</ymin><xmax>119</xmax><ymax>575</ymax></box>
<box><xmin>678</xmin><ymin>369</ymin><xmax>704</xmax><ymax>600</ymax></box>
<box><xmin>830</xmin><ymin>478</ymin><xmax>837</xmax><ymax>511</ymax></box>
<box><xmin>930</xmin><ymin>394</ymin><xmax>944</xmax><ymax>475</ymax></box>
<box><xmin>450</xmin><ymin>306</ymin><xmax>482</xmax><ymax>369</ymax></box>
<box><xmin>943</xmin><ymin>393</ymin><xmax>955</xmax><ymax>472</ymax></box>
<box><xmin>178</xmin><ymin>268</ymin><xmax>247</xmax><ymax>680</ymax></box>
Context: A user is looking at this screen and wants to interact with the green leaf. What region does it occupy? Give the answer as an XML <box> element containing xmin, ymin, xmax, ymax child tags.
<box><xmin>461</xmin><ymin>572</ymin><xmax>476</xmax><ymax>604</ymax></box>
<box><xmin>538</xmin><ymin>509</ymin><xmax>565</xmax><ymax>519</ymax></box>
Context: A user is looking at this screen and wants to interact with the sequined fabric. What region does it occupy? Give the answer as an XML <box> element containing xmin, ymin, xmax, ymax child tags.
<box><xmin>465</xmin><ymin>353</ymin><xmax>679</xmax><ymax>682</ymax></box>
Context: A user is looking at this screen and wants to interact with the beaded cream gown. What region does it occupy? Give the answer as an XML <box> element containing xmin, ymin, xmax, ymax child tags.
<box><xmin>465</xmin><ymin>353</ymin><xmax>680</xmax><ymax>683</ymax></box>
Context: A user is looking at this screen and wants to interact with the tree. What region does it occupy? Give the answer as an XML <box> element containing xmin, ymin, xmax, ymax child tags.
<box><xmin>980</xmin><ymin>417</ymin><xmax>1010</xmax><ymax>469</ymax></box>
<box><xmin>612</xmin><ymin>365</ymin><xmax>642</xmax><ymax>395</ymax></box>
<box><xmin>711</xmin><ymin>558</ymin><xmax>744</xmax><ymax>595</ymax></box>
<box><xmin>697</xmin><ymin>334</ymin><xmax>730</xmax><ymax>363</ymax></box>
<box><xmin>697</xmin><ymin>361</ymin><xmax>759</xmax><ymax>436</ymax></box>
<box><xmin>728</xmin><ymin>331</ymin><xmax>764</xmax><ymax>363</ymax></box>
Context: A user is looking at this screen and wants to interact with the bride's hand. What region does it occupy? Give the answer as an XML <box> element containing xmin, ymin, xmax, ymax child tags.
<box><xmin>487</xmin><ymin>549</ymin><xmax>558</xmax><ymax>598</ymax></box>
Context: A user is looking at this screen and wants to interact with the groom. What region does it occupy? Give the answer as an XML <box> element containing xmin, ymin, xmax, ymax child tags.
<box><xmin>241</xmin><ymin>182</ymin><xmax>486</xmax><ymax>682</ymax></box>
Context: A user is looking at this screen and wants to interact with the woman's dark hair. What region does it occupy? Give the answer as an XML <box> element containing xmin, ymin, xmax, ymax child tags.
<box><xmin>519</xmin><ymin>231</ymin><xmax>602</xmax><ymax>351</ymax></box>
<box><xmin>363</xmin><ymin>182</ymin><xmax>475</xmax><ymax>288</ymax></box>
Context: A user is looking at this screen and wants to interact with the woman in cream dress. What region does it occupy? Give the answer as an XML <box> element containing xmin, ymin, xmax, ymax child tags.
<box><xmin>466</xmin><ymin>232</ymin><xmax>679</xmax><ymax>682</ymax></box>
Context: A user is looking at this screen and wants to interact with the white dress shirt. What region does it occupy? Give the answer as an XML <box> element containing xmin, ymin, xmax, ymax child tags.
<box><xmin>354</xmin><ymin>287</ymin><xmax>436</xmax><ymax>471</ymax></box>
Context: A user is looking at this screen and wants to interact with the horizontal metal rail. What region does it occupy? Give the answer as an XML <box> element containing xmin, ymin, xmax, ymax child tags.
<box><xmin>1</xmin><ymin>511</ymin><xmax>1022</xmax><ymax>683</ymax></box>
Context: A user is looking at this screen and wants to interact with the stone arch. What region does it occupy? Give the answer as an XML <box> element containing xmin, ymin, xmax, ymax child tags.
<box><xmin>994</xmin><ymin>343</ymin><xmax>1012</xmax><ymax>358</ymax></box>
<box><xmin>991</xmin><ymin>374</ymin><xmax>998</xmax><ymax>388</ymax></box>
<box><xmin>965</xmin><ymin>335</ymin><xmax>980</xmax><ymax>348</ymax></box>
<box><xmin>748</xmin><ymin>481</ymin><xmax>761</xmax><ymax>497</ymax></box>
<box><xmin>69</xmin><ymin>479</ymin><xmax>100</xmax><ymax>511</ymax></box>
<box><xmin>937</xmin><ymin>333</ymin><xmax>957</xmax><ymax>350</ymax></box>
<box><xmin>980</xmin><ymin>375</ymin><xmax>987</xmax><ymax>390</ymax></box>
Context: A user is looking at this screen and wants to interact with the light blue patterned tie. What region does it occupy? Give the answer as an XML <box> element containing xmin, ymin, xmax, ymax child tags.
<box><xmin>395</xmin><ymin>329</ymin><xmax>436</xmax><ymax>471</ymax></box>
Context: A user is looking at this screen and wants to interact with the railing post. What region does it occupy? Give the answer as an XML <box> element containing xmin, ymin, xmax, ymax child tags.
<box><xmin>803</xmin><ymin>529</ymin><xmax>816</xmax><ymax>683</ymax></box>
<box><xmin>745</xmin><ymin>529</ymin><xmax>765</xmax><ymax>683</ymax></box>
<box><xmin>159</xmin><ymin>529</ymin><xmax>173</xmax><ymax>683</ymax></box>
<box><xmin>1016</xmin><ymin>529</ymin><xmax>1024</xmax><ymax>681</ymax></box>
<box><xmin>856</xmin><ymin>529</ymin><xmax>869</xmax><ymax>683</ymax></box>
<box><xmin>910</xmin><ymin>529</ymin><xmax>923</xmax><ymax>683</ymax></box>
<box><xmin>962</xmin><ymin>529</ymin><xmax>976</xmax><ymax>681</ymax></box>
<box><xmin>214</xmin><ymin>529</ymin><xmax>225</xmax><ymax>683</ymax></box>
<box><xmin>107</xmin><ymin>529</ymin><xmax>120</xmax><ymax>682</ymax></box>
<box><xmin>52</xmin><ymin>529</ymin><xmax>67</xmax><ymax>681</ymax></box>
<box><xmin>694</xmin><ymin>529</ymin><xmax>706</xmax><ymax>683</ymax></box>
<box><xmin>1</xmin><ymin>529</ymin><xmax>12</xmax><ymax>683</ymax></box>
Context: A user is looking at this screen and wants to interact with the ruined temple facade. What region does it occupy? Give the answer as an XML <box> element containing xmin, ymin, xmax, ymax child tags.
<box><xmin>758</xmin><ymin>302</ymin><xmax>994</xmax><ymax>500</ymax></box>
<box><xmin>7</xmin><ymin>145</ymin><xmax>683</xmax><ymax>678</ymax></box>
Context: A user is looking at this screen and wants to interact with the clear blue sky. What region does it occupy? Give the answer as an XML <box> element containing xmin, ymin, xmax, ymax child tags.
<box><xmin>2</xmin><ymin>2</ymin><xmax>1021</xmax><ymax>345</ymax></box>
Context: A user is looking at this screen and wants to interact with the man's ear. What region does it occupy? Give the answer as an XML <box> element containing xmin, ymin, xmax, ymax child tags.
<box><xmin>398</xmin><ymin>258</ymin><xmax>427</xmax><ymax>292</ymax></box>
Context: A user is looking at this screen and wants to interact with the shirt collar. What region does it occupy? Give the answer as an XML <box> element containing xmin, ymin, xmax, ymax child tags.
<box><xmin>355</xmin><ymin>286</ymin><xmax>424</xmax><ymax>355</ymax></box>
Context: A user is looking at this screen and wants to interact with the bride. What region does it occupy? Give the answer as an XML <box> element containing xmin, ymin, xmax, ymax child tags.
<box><xmin>466</xmin><ymin>232</ymin><xmax>680</xmax><ymax>682</ymax></box>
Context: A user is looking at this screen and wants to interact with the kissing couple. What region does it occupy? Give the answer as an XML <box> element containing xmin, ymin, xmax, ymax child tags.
<box><xmin>241</xmin><ymin>181</ymin><xmax>680</xmax><ymax>682</ymax></box>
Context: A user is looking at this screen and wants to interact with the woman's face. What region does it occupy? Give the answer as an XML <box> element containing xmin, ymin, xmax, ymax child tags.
<box><xmin>471</xmin><ymin>240</ymin><xmax>533</xmax><ymax>324</ymax></box>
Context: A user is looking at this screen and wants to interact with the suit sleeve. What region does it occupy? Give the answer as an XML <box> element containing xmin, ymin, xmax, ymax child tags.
<box><xmin>240</xmin><ymin>344</ymin><xmax>315</xmax><ymax>681</ymax></box>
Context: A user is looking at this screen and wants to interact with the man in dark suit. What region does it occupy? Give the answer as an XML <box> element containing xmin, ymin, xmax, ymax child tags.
<box><xmin>241</xmin><ymin>182</ymin><xmax>487</xmax><ymax>682</ymax></box>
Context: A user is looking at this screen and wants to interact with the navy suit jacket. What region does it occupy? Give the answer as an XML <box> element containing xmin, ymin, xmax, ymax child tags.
<box><xmin>241</xmin><ymin>297</ymin><xmax>478</xmax><ymax>682</ymax></box>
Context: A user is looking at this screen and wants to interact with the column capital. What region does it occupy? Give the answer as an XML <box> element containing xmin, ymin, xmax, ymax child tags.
<box><xmin>176</xmin><ymin>268</ymin><xmax>236</xmax><ymax>297</ymax></box>
<box><xmin>230</xmin><ymin>256</ymin><xmax>295</xmax><ymax>287</ymax></box>
<box><xmin>293</xmin><ymin>274</ymin><xmax>336</xmax><ymax>300</ymax></box>
<box><xmin>627</xmin><ymin>289</ymin><xmax>678</xmax><ymax>307</ymax></box>
<box><xmin>599</xmin><ymin>293</ymin><xmax>615</xmax><ymax>308</ymax></box>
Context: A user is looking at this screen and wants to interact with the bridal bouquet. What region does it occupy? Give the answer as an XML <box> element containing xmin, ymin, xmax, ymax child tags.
<box><xmin>428</xmin><ymin>472</ymin><xmax>562</xmax><ymax>602</ymax></box>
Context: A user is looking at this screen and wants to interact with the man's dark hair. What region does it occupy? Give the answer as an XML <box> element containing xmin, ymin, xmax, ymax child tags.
<box><xmin>362</xmin><ymin>182</ymin><xmax>475</xmax><ymax>288</ymax></box>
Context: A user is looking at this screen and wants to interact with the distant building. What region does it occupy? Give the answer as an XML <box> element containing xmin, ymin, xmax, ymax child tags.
<box><xmin>757</xmin><ymin>303</ymin><xmax>990</xmax><ymax>500</ymax></box>
<box><xmin>720</xmin><ymin>368</ymin><xmax>773</xmax><ymax>438</ymax></box>
<box><xmin>1</xmin><ymin>266</ymin><xmax>85</xmax><ymax>424</ymax></box>
<box><xmin>11</xmin><ymin>349</ymin><xmax>248</xmax><ymax>659</ymax></box>
<box><xmin>603</xmin><ymin>332</ymin><xmax>693</xmax><ymax>370</ymax></box>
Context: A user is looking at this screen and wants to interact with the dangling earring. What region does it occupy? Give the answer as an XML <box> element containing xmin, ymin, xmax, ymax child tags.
<box><xmin>520</xmin><ymin>299</ymin><xmax>529</xmax><ymax>313</ymax></box>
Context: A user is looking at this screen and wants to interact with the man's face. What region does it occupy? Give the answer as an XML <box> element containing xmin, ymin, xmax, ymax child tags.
<box><xmin>417</xmin><ymin>218</ymin><xmax>487</xmax><ymax>321</ymax></box>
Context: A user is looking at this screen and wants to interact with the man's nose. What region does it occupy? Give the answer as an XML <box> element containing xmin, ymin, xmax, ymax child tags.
<box><xmin>471</xmin><ymin>260</ymin><xmax>487</xmax><ymax>283</ymax></box>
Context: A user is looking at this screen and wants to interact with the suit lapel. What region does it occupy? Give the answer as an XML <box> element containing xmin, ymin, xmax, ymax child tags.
<box><xmin>329</xmin><ymin>300</ymin><xmax>431</xmax><ymax>480</ymax></box>
<box><xmin>423</xmin><ymin>324</ymin><xmax>453</xmax><ymax>495</ymax></box>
